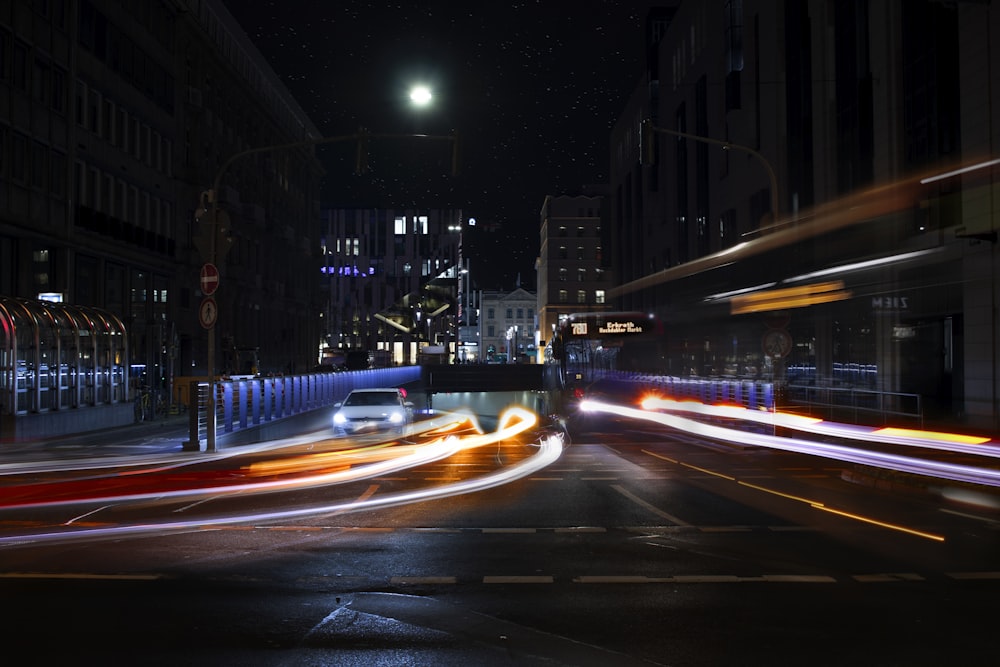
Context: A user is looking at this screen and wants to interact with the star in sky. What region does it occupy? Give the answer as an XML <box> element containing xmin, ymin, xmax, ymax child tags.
<box><xmin>223</xmin><ymin>1</ymin><xmax>662</xmax><ymax>290</ymax></box>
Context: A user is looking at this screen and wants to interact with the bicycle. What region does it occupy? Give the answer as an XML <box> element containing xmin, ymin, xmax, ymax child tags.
<box><xmin>134</xmin><ymin>387</ymin><xmax>167</xmax><ymax>422</ymax></box>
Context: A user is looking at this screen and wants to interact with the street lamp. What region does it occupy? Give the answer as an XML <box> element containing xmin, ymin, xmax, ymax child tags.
<box><xmin>409</xmin><ymin>84</ymin><xmax>432</xmax><ymax>108</ymax></box>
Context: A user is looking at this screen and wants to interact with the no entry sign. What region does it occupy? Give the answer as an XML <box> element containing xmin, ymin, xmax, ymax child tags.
<box><xmin>200</xmin><ymin>263</ymin><xmax>220</xmax><ymax>296</ymax></box>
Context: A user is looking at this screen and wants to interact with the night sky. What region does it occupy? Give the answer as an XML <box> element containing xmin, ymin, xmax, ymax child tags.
<box><xmin>222</xmin><ymin>1</ymin><xmax>662</xmax><ymax>290</ymax></box>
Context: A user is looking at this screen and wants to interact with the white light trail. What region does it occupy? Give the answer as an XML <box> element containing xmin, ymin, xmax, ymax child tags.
<box><xmin>639</xmin><ymin>397</ymin><xmax>999</xmax><ymax>459</ymax></box>
<box><xmin>581</xmin><ymin>399</ymin><xmax>1000</xmax><ymax>488</ymax></box>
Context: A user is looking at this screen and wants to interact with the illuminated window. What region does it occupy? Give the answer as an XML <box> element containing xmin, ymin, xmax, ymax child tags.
<box><xmin>558</xmin><ymin>290</ymin><xmax>568</xmax><ymax>302</ymax></box>
<box><xmin>577</xmin><ymin>290</ymin><xmax>586</xmax><ymax>303</ymax></box>
<box><xmin>595</xmin><ymin>290</ymin><xmax>605</xmax><ymax>304</ymax></box>
<box><xmin>415</xmin><ymin>215</ymin><xmax>428</xmax><ymax>234</ymax></box>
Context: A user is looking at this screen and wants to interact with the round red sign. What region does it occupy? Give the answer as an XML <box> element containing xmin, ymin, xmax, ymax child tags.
<box><xmin>200</xmin><ymin>263</ymin><xmax>220</xmax><ymax>296</ymax></box>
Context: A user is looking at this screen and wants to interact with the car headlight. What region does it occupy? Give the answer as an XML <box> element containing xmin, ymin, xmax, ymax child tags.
<box><xmin>388</xmin><ymin>411</ymin><xmax>404</xmax><ymax>424</ymax></box>
<box><xmin>333</xmin><ymin>412</ymin><xmax>346</xmax><ymax>425</ymax></box>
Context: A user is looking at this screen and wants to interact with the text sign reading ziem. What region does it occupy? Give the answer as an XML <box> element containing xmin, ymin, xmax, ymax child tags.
<box><xmin>200</xmin><ymin>263</ymin><xmax>220</xmax><ymax>296</ymax></box>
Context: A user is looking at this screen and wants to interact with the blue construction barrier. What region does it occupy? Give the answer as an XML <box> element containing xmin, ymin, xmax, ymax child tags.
<box><xmin>190</xmin><ymin>366</ymin><xmax>422</xmax><ymax>447</ymax></box>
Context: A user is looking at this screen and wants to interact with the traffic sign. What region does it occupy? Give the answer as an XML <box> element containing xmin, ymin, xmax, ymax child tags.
<box><xmin>199</xmin><ymin>297</ymin><xmax>217</xmax><ymax>329</ymax></box>
<box><xmin>200</xmin><ymin>263</ymin><xmax>220</xmax><ymax>296</ymax></box>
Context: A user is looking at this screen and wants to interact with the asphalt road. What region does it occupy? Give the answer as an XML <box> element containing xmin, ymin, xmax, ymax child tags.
<box><xmin>0</xmin><ymin>410</ymin><xmax>998</xmax><ymax>665</ymax></box>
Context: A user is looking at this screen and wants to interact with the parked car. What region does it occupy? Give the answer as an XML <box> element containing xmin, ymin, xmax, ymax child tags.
<box><xmin>332</xmin><ymin>388</ymin><xmax>413</xmax><ymax>436</ymax></box>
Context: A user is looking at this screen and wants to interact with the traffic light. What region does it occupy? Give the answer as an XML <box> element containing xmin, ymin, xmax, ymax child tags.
<box><xmin>640</xmin><ymin>119</ymin><xmax>656</xmax><ymax>166</ymax></box>
<box><xmin>192</xmin><ymin>207</ymin><xmax>232</xmax><ymax>262</ymax></box>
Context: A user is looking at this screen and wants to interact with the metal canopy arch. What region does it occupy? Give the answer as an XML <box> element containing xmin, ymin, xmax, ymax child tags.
<box><xmin>0</xmin><ymin>296</ymin><xmax>129</xmax><ymax>417</ymax></box>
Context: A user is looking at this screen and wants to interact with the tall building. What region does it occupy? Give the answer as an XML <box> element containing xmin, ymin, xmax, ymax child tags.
<box><xmin>1</xmin><ymin>0</ymin><xmax>323</xmax><ymax>436</ymax></box>
<box><xmin>321</xmin><ymin>208</ymin><xmax>463</xmax><ymax>365</ymax></box>
<box><xmin>536</xmin><ymin>192</ymin><xmax>613</xmax><ymax>360</ymax></box>
<box><xmin>608</xmin><ymin>1</ymin><xmax>1000</xmax><ymax>430</ymax></box>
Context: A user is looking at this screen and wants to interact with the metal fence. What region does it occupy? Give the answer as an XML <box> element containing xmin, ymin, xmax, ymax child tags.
<box><xmin>784</xmin><ymin>383</ymin><xmax>922</xmax><ymax>426</ymax></box>
<box><xmin>186</xmin><ymin>366</ymin><xmax>421</xmax><ymax>449</ymax></box>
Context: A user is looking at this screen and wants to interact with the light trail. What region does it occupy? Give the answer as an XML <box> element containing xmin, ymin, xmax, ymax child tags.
<box><xmin>0</xmin><ymin>407</ymin><xmax>558</xmax><ymax>548</ymax></box>
<box><xmin>0</xmin><ymin>407</ymin><xmax>539</xmax><ymax>510</ymax></box>
<box><xmin>638</xmin><ymin>397</ymin><xmax>999</xmax><ymax>458</ymax></box>
<box><xmin>581</xmin><ymin>399</ymin><xmax>1000</xmax><ymax>488</ymax></box>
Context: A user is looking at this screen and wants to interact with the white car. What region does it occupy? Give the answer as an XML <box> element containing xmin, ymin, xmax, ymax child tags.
<box><xmin>332</xmin><ymin>388</ymin><xmax>413</xmax><ymax>436</ymax></box>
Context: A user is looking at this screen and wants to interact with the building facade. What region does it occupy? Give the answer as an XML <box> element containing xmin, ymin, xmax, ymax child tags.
<box><xmin>321</xmin><ymin>208</ymin><xmax>463</xmax><ymax>365</ymax></box>
<box><xmin>536</xmin><ymin>192</ymin><xmax>613</xmax><ymax>361</ymax></box>
<box><xmin>479</xmin><ymin>288</ymin><xmax>537</xmax><ymax>364</ymax></box>
<box><xmin>0</xmin><ymin>0</ymin><xmax>324</xmax><ymax>435</ymax></box>
<box><xmin>608</xmin><ymin>1</ymin><xmax>1000</xmax><ymax>430</ymax></box>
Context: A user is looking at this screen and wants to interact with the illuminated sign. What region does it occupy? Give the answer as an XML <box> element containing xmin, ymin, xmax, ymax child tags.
<box><xmin>321</xmin><ymin>266</ymin><xmax>376</xmax><ymax>277</ymax></box>
<box><xmin>571</xmin><ymin>322</ymin><xmax>588</xmax><ymax>336</ymax></box>
<box><xmin>598</xmin><ymin>320</ymin><xmax>644</xmax><ymax>335</ymax></box>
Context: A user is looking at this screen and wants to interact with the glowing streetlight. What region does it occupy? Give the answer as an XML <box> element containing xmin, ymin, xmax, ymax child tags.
<box><xmin>409</xmin><ymin>85</ymin><xmax>432</xmax><ymax>108</ymax></box>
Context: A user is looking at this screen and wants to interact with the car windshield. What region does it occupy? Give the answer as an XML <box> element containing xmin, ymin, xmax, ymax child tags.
<box><xmin>344</xmin><ymin>392</ymin><xmax>399</xmax><ymax>407</ymax></box>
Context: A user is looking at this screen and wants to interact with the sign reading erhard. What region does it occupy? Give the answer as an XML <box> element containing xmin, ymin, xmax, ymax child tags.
<box><xmin>200</xmin><ymin>263</ymin><xmax>220</xmax><ymax>296</ymax></box>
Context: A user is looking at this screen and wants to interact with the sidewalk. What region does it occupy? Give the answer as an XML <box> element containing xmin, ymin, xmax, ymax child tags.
<box><xmin>0</xmin><ymin>413</ymin><xmax>192</xmax><ymax>464</ymax></box>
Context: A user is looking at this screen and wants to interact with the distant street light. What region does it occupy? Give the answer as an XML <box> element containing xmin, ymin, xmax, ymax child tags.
<box><xmin>409</xmin><ymin>85</ymin><xmax>432</xmax><ymax>107</ymax></box>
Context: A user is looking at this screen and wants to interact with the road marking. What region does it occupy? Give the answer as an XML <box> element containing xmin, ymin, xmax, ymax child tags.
<box><xmin>65</xmin><ymin>505</ymin><xmax>113</xmax><ymax>525</ymax></box>
<box><xmin>947</xmin><ymin>571</ymin><xmax>1000</xmax><ymax>580</ymax></box>
<box><xmin>482</xmin><ymin>528</ymin><xmax>536</xmax><ymax>533</ymax></box>
<box><xmin>483</xmin><ymin>575</ymin><xmax>554</xmax><ymax>584</ymax></box>
<box><xmin>941</xmin><ymin>508</ymin><xmax>1000</xmax><ymax>524</ymax></box>
<box><xmin>554</xmin><ymin>526</ymin><xmax>606</xmax><ymax>533</ymax></box>
<box><xmin>854</xmin><ymin>573</ymin><xmax>924</xmax><ymax>582</ymax></box>
<box><xmin>611</xmin><ymin>484</ymin><xmax>691</xmax><ymax>526</ymax></box>
<box><xmin>0</xmin><ymin>572</ymin><xmax>163</xmax><ymax>580</ymax></box>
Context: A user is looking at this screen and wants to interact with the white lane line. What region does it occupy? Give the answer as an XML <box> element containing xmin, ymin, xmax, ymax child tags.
<box><xmin>611</xmin><ymin>484</ymin><xmax>691</xmax><ymax>526</ymax></box>
<box><xmin>940</xmin><ymin>508</ymin><xmax>1000</xmax><ymax>524</ymax></box>
<box><xmin>65</xmin><ymin>505</ymin><xmax>113</xmax><ymax>525</ymax></box>
<box><xmin>947</xmin><ymin>571</ymin><xmax>1000</xmax><ymax>580</ymax></box>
